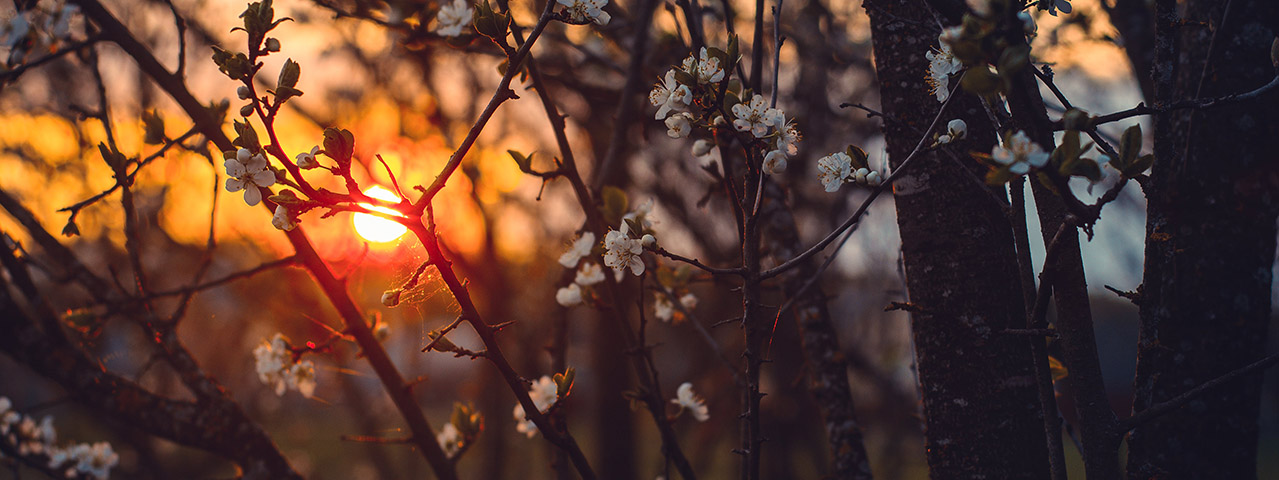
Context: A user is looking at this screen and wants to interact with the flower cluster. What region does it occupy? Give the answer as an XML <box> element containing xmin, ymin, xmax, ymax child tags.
<box><xmin>936</xmin><ymin>119</ymin><xmax>968</xmax><ymax>145</ymax></box>
<box><xmin>670</xmin><ymin>383</ymin><xmax>709</xmax><ymax>422</ymax></box>
<box><xmin>816</xmin><ymin>152</ymin><xmax>882</xmax><ymax>192</ymax></box>
<box><xmin>434</xmin><ymin>0</ymin><xmax>474</xmax><ymax>37</ymax></box>
<box><xmin>556</xmin><ymin>0</ymin><xmax>610</xmax><ymax>25</ymax></box>
<box><xmin>513</xmin><ymin>376</ymin><xmax>559</xmax><ymax>438</ymax></box>
<box><xmin>991</xmin><ymin>130</ymin><xmax>1049</xmax><ymax>175</ymax></box>
<box><xmin>650</xmin><ymin>70</ymin><xmax>693</xmax><ymax>121</ymax></box>
<box><xmin>926</xmin><ymin>40</ymin><xmax>962</xmax><ymax>103</ymax></box>
<box><xmin>252</xmin><ymin>333</ymin><xmax>317</xmax><ymax>398</ymax></box>
<box><xmin>653</xmin><ymin>291</ymin><xmax>699</xmax><ymax>323</ymax></box>
<box><xmin>224</xmin><ymin>148</ymin><xmax>276</xmax><ymax>206</ymax></box>
<box><xmin>1</xmin><ymin>397</ymin><xmax>119</xmax><ymax>480</ymax></box>
<box><xmin>556</xmin><ymin>232</ymin><xmax>609</xmax><ymax>307</ymax></box>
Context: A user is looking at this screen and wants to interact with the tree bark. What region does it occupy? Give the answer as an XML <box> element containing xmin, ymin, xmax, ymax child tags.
<box><xmin>1130</xmin><ymin>1</ymin><xmax>1279</xmax><ymax>478</ymax></box>
<box><xmin>760</xmin><ymin>182</ymin><xmax>873</xmax><ymax>480</ymax></box>
<box><xmin>865</xmin><ymin>1</ymin><xmax>1050</xmax><ymax>477</ymax></box>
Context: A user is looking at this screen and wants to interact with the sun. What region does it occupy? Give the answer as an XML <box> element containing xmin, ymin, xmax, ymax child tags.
<box><xmin>352</xmin><ymin>186</ymin><xmax>408</xmax><ymax>243</ymax></box>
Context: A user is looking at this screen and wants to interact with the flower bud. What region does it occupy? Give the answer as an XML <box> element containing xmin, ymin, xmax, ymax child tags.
<box><xmin>641</xmin><ymin>234</ymin><xmax>657</xmax><ymax>248</ymax></box>
<box><xmin>381</xmin><ymin>289</ymin><xmax>402</xmax><ymax>307</ymax></box>
<box><xmin>264</xmin><ymin>37</ymin><xmax>280</xmax><ymax>52</ymax></box>
<box><xmin>373</xmin><ymin>322</ymin><xmax>391</xmax><ymax>342</ymax></box>
<box><xmin>237</xmin><ymin>85</ymin><xmax>252</xmax><ymax>100</ymax></box>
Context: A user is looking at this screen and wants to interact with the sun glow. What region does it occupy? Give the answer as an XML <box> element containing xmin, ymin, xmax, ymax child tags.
<box><xmin>353</xmin><ymin>186</ymin><xmax>408</xmax><ymax>243</ymax></box>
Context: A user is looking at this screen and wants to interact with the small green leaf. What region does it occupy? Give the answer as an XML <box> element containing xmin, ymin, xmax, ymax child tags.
<box><xmin>553</xmin><ymin>367</ymin><xmax>575</xmax><ymax>399</ymax></box>
<box><xmin>961</xmin><ymin>67</ymin><xmax>1001</xmax><ymax>96</ymax></box>
<box><xmin>600</xmin><ymin>186</ymin><xmax>628</xmax><ymax>226</ymax></box>
<box><xmin>1123</xmin><ymin>154</ymin><xmax>1155</xmax><ymax>177</ymax></box>
<box><xmin>233</xmin><ymin>120</ymin><xmax>261</xmax><ymax>152</ymax></box>
<box><xmin>845</xmin><ymin>145</ymin><xmax>869</xmax><ymax>171</ymax></box>
<box><xmin>1118</xmin><ymin>124</ymin><xmax>1142</xmax><ymax>167</ymax></box>
<box><xmin>322</xmin><ymin>127</ymin><xmax>355</xmax><ymax>163</ymax></box>
<box><xmin>673</xmin><ymin>69</ymin><xmax>697</xmax><ymax>87</ymax></box>
<box><xmin>507</xmin><ymin>150</ymin><xmax>532</xmax><ymax>172</ymax></box>
<box><xmin>142</xmin><ymin>110</ymin><xmax>165</xmax><ymax>145</ymax></box>
<box><xmin>278</xmin><ymin>58</ymin><xmax>300</xmax><ymax>89</ymax></box>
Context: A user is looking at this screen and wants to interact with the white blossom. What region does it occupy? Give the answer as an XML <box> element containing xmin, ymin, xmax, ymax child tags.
<box><xmin>253</xmin><ymin>333</ymin><xmax>291</xmax><ymax>396</ymax></box>
<box><xmin>72</xmin><ymin>442</ymin><xmax>118</xmax><ymax>480</ymax></box>
<box><xmin>762</xmin><ymin>149</ymin><xmax>788</xmax><ymax>175</ymax></box>
<box><xmin>816</xmin><ymin>152</ymin><xmax>853</xmax><ymax>193</ymax></box>
<box><xmin>271</xmin><ymin>205</ymin><xmax>298</xmax><ymax>231</ymax></box>
<box><xmin>679</xmin><ymin>292</ymin><xmax>698</xmax><ymax>310</ymax></box>
<box><xmin>603</xmin><ymin>229</ymin><xmax>644</xmax><ymax>277</ymax></box>
<box><xmin>938</xmin><ymin>118</ymin><xmax>968</xmax><ymax>145</ymax></box>
<box><xmin>558</xmin><ymin>231</ymin><xmax>596</xmax><ymax>268</ymax></box>
<box><xmin>574</xmin><ymin>262</ymin><xmax>606</xmax><ymax>286</ymax></box>
<box><xmin>671</xmin><ymin>382</ymin><xmax>709</xmax><ymax>422</ymax></box>
<box><xmin>681</xmin><ymin>47</ymin><xmax>725</xmax><ymax>84</ymax></box>
<box><xmin>556</xmin><ymin>283</ymin><xmax>583</xmax><ymax>307</ymax></box>
<box><xmin>654</xmin><ymin>294</ymin><xmax>675</xmax><ymax>322</ymax></box>
<box><xmin>926</xmin><ymin>42</ymin><xmax>963</xmax><ymax>103</ymax></box>
<box><xmin>437</xmin><ymin>423</ymin><xmax>462</xmax><ymax>458</ymax></box>
<box><xmin>287</xmin><ymin>360</ymin><xmax>317</xmax><ymax>398</ymax></box>
<box><xmin>557</xmin><ymin>0</ymin><xmax>611</xmax><ymax>25</ymax></box>
<box><xmin>224</xmin><ymin>148</ymin><xmax>275</xmax><ymax>206</ymax></box>
<box><xmin>665</xmin><ymin>112</ymin><xmax>693</xmax><ymax>138</ymax></box>
<box><xmin>434</xmin><ymin>0</ymin><xmax>474</xmax><ymax>37</ymax></box>
<box><xmin>649</xmin><ymin>70</ymin><xmax>693</xmax><ymax>120</ymax></box>
<box><xmin>732</xmin><ymin>95</ymin><xmax>783</xmax><ymax>138</ymax></box>
<box><xmin>777</xmin><ymin>119</ymin><xmax>801</xmax><ymax>156</ymax></box>
<box><xmin>295</xmin><ymin>145</ymin><xmax>321</xmax><ymax>169</ymax></box>
<box><xmin>513</xmin><ymin>375</ymin><xmax>559</xmax><ymax>438</ymax></box>
<box><xmin>992</xmin><ymin>130</ymin><xmax>1050</xmax><ymax>175</ymax></box>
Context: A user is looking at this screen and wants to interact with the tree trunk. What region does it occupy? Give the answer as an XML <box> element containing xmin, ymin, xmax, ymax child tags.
<box><xmin>865</xmin><ymin>1</ymin><xmax>1051</xmax><ymax>477</ymax></box>
<box><xmin>1129</xmin><ymin>1</ymin><xmax>1279</xmax><ymax>478</ymax></box>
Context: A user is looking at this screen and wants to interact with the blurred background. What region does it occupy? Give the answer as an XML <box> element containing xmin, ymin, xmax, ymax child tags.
<box><xmin>0</xmin><ymin>0</ymin><xmax>1275</xmax><ymax>478</ymax></box>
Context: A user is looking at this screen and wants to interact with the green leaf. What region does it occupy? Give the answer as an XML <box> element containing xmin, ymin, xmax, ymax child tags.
<box><xmin>1118</xmin><ymin>124</ymin><xmax>1142</xmax><ymax>167</ymax></box>
<box><xmin>726</xmin><ymin>34</ymin><xmax>739</xmax><ymax>66</ymax></box>
<box><xmin>233</xmin><ymin>120</ymin><xmax>261</xmax><ymax>152</ymax></box>
<box><xmin>425</xmin><ymin>329</ymin><xmax>462</xmax><ymax>354</ymax></box>
<box><xmin>600</xmin><ymin>186</ymin><xmax>628</xmax><ymax>226</ymax></box>
<box><xmin>1123</xmin><ymin>154</ymin><xmax>1155</xmax><ymax>177</ymax></box>
<box><xmin>278</xmin><ymin>58</ymin><xmax>300</xmax><ymax>89</ymax></box>
<box><xmin>672</xmin><ymin>68</ymin><xmax>697</xmax><ymax>88</ymax></box>
<box><xmin>142</xmin><ymin>110</ymin><xmax>165</xmax><ymax>145</ymax></box>
<box><xmin>553</xmin><ymin>367</ymin><xmax>575</xmax><ymax>399</ymax></box>
<box><xmin>507</xmin><ymin>149</ymin><xmax>532</xmax><ymax>172</ymax></box>
<box><xmin>961</xmin><ymin>67</ymin><xmax>1001</xmax><ymax>96</ymax></box>
<box><xmin>322</xmin><ymin>127</ymin><xmax>355</xmax><ymax>164</ymax></box>
<box><xmin>845</xmin><ymin>145</ymin><xmax>869</xmax><ymax>171</ymax></box>
<box><xmin>985</xmin><ymin>165</ymin><xmax>1017</xmax><ymax>186</ymax></box>
<box><xmin>1051</xmin><ymin>130</ymin><xmax>1081</xmax><ymax>173</ymax></box>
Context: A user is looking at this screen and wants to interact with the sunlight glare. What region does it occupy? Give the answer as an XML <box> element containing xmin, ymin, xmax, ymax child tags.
<box><xmin>353</xmin><ymin>186</ymin><xmax>408</xmax><ymax>243</ymax></box>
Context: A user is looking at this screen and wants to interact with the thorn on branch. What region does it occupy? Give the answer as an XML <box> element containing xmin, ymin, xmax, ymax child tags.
<box><xmin>1104</xmin><ymin>284</ymin><xmax>1142</xmax><ymax>305</ymax></box>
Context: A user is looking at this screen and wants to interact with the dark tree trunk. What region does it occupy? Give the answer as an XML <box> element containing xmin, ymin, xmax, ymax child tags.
<box><xmin>760</xmin><ymin>182</ymin><xmax>873</xmax><ymax>480</ymax></box>
<box><xmin>1130</xmin><ymin>1</ymin><xmax>1279</xmax><ymax>478</ymax></box>
<box><xmin>865</xmin><ymin>1</ymin><xmax>1051</xmax><ymax>477</ymax></box>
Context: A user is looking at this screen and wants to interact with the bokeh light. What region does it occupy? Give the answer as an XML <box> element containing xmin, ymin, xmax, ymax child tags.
<box><xmin>352</xmin><ymin>185</ymin><xmax>408</xmax><ymax>243</ymax></box>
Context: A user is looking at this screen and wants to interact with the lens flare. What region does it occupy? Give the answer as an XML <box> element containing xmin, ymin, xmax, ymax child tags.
<box><xmin>352</xmin><ymin>186</ymin><xmax>408</xmax><ymax>243</ymax></box>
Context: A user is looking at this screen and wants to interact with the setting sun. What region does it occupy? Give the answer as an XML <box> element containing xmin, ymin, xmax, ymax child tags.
<box><xmin>352</xmin><ymin>186</ymin><xmax>408</xmax><ymax>243</ymax></box>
